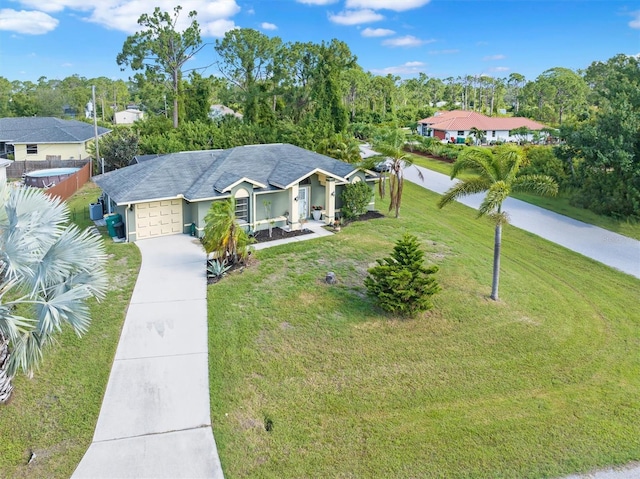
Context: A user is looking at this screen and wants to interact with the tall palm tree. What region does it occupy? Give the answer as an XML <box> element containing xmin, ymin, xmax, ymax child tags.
<box><xmin>437</xmin><ymin>145</ymin><xmax>557</xmax><ymax>301</ymax></box>
<box><xmin>372</xmin><ymin>128</ymin><xmax>423</xmax><ymax>218</ymax></box>
<box><xmin>202</xmin><ymin>198</ymin><xmax>253</xmax><ymax>264</ymax></box>
<box><xmin>0</xmin><ymin>185</ymin><xmax>107</xmax><ymax>403</ymax></box>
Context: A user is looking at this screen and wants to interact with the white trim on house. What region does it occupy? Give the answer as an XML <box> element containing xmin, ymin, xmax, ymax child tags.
<box><xmin>221</xmin><ymin>177</ymin><xmax>267</xmax><ymax>192</ymax></box>
<box><xmin>111</xmin><ymin>194</ymin><xmax>182</xmax><ymax>206</ymax></box>
<box><xmin>273</xmin><ymin>168</ymin><xmax>347</xmax><ymax>190</ymax></box>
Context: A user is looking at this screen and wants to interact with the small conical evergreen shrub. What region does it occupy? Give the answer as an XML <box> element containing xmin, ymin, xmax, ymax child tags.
<box><xmin>364</xmin><ymin>233</ymin><xmax>440</xmax><ymax>316</ymax></box>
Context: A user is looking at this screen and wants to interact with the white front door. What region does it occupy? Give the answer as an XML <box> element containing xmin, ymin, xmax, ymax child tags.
<box><xmin>298</xmin><ymin>186</ymin><xmax>310</xmax><ymax>220</ymax></box>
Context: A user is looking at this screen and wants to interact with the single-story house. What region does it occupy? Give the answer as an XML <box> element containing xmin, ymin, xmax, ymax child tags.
<box><xmin>417</xmin><ymin>110</ymin><xmax>548</xmax><ymax>143</ymax></box>
<box><xmin>93</xmin><ymin>143</ymin><xmax>378</xmax><ymax>242</ymax></box>
<box><xmin>0</xmin><ymin>117</ymin><xmax>110</xmax><ymax>161</ymax></box>
<box><xmin>114</xmin><ymin>109</ymin><xmax>145</xmax><ymax>125</ymax></box>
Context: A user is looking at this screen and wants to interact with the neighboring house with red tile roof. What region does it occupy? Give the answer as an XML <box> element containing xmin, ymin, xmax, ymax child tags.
<box><xmin>418</xmin><ymin>110</ymin><xmax>548</xmax><ymax>144</ymax></box>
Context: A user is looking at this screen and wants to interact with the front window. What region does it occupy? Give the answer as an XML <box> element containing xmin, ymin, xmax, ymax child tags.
<box><xmin>26</xmin><ymin>144</ymin><xmax>38</xmax><ymax>154</ymax></box>
<box><xmin>235</xmin><ymin>197</ymin><xmax>248</xmax><ymax>222</ymax></box>
<box><xmin>457</xmin><ymin>131</ymin><xmax>464</xmax><ymax>136</ymax></box>
<box><xmin>492</xmin><ymin>130</ymin><xmax>496</xmax><ymax>137</ymax></box>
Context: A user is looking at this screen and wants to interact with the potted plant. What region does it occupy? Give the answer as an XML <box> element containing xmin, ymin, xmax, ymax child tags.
<box><xmin>312</xmin><ymin>205</ymin><xmax>323</xmax><ymax>221</ymax></box>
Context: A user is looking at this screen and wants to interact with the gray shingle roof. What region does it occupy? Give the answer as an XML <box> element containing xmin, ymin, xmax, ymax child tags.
<box><xmin>94</xmin><ymin>144</ymin><xmax>362</xmax><ymax>204</ymax></box>
<box><xmin>0</xmin><ymin>117</ymin><xmax>110</xmax><ymax>143</ymax></box>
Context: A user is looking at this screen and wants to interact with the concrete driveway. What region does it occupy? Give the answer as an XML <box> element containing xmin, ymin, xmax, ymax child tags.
<box><xmin>73</xmin><ymin>235</ymin><xmax>223</xmax><ymax>479</ymax></box>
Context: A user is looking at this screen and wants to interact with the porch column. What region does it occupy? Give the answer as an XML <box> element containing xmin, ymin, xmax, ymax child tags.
<box><xmin>325</xmin><ymin>178</ymin><xmax>335</xmax><ymax>225</ymax></box>
<box><xmin>290</xmin><ymin>184</ymin><xmax>300</xmax><ymax>231</ymax></box>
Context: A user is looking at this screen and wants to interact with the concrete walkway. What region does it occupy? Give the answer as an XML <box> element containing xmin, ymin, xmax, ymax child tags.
<box><xmin>73</xmin><ymin>235</ymin><xmax>223</xmax><ymax>479</ymax></box>
<box><xmin>252</xmin><ymin>219</ymin><xmax>334</xmax><ymax>251</ymax></box>
<box><xmin>403</xmin><ymin>164</ymin><xmax>640</xmax><ymax>279</ymax></box>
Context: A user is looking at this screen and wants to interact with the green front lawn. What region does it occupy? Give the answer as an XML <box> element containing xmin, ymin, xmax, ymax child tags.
<box><xmin>0</xmin><ymin>183</ymin><xmax>141</xmax><ymax>478</ymax></box>
<box><xmin>208</xmin><ymin>182</ymin><xmax>640</xmax><ymax>478</ymax></box>
<box><xmin>408</xmin><ymin>153</ymin><xmax>640</xmax><ymax>240</ymax></box>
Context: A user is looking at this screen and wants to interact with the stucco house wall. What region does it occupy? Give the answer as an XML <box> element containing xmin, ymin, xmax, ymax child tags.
<box><xmin>12</xmin><ymin>141</ymin><xmax>94</xmax><ymax>162</ymax></box>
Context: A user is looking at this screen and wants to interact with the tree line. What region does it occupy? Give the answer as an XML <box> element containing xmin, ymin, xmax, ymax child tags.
<box><xmin>0</xmin><ymin>6</ymin><xmax>637</xmax><ymax>218</ymax></box>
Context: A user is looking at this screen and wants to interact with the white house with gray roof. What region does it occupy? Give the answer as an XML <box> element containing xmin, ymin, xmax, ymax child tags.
<box><xmin>0</xmin><ymin>117</ymin><xmax>110</xmax><ymax>162</ymax></box>
<box><xmin>93</xmin><ymin>143</ymin><xmax>378</xmax><ymax>242</ymax></box>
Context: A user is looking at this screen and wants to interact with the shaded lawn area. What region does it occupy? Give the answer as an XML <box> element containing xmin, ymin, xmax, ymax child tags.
<box><xmin>208</xmin><ymin>182</ymin><xmax>640</xmax><ymax>478</ymax></box>
<box><xmin>408</xmin><ymin>153</ymin><xmax>640</xmax><ymax>241</ymax></box>
<box><xmin>0</xmin><ymin>182</ymin><xmax>141</xmax><ymax>478</ymax></box>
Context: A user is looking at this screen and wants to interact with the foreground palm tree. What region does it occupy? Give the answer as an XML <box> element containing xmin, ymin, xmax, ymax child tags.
<box><xmin>202</xmin><ymin>198</ymin><xmax>253</xmax><ymax>264</ymax></box>
<box><xmin>373</xmin><ymin>129</ymin><xmax>423</xmax><ymax>218</ymax></box>
<box><xmin>438</xmin><ymin>145</ymin><xmax>557</xmax><ymax>300</ymax></box>
<box><xmin>0</xmin><ymin>185</ymin><xmax>107</xmax><ymax>404</ymax></box>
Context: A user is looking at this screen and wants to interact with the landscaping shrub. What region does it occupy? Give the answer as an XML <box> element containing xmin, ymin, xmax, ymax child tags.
<box><xmin>520</xmin><ymin>146</ymin><xmax>568</xmax><ymax>188</ymax></box>
<box><xmin>364</xmin><ymin>233</ymin><xmax>440</xmax><ymax>316</ymax></box>
<box><xmin>341</xmin><ymin>181</ymin><xmax>373</xmax><ymax>220</ymax></box>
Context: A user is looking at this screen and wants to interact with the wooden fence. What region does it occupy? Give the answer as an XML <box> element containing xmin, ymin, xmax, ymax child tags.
<box><xmin>44</xmin><ymin>162</ymin><xmax>92</xmax><ymax>202</ymax></box>
<box><xmin>6</xmin><ymin>159</ymin><xmax>91</xmax><ymax>179</ymax></box>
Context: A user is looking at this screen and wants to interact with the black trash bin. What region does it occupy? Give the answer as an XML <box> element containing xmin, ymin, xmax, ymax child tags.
<box><xmin>114</xmin><ymin>221</ymin><xmax>125</xmax><ymax>239</ymax></box>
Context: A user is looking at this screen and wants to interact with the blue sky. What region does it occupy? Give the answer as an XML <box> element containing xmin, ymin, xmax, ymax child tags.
<box><xmin>0</xmin><ymin>0</ymin><xmax>638</xmax><ymax>83</ymax></box>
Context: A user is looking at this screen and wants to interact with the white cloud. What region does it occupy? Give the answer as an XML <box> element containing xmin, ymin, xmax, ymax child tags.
<box><xmin>346</xmin><ymin>0</ymin><xmax>430</xmax><ymax>12</ymax></box>
<box><xmin>17</xmin><ymin>0</ymin><xmax>92</xmax><ymax>13</ymax></box>
<box><xmin>489</xmin><ymin>66</ymin><xmax>510</xmax><ymax>72</ymax></box>
<box><xmin>483</xmin><ymin>54</ymin><xmax>505</xmax><ymax>61</ymax></box>
<box><xmin>629</xmin><ymin>11</ymin><xmax>640</xmax><ymax>29</ymax></box>
<box><xmin>361</xmin><ymin>27</ymin><xmax>394</xmax><ymax>37</ymax></box>
<box><xmin>428</xmin><ymin>49</ymin><xmax>459</xmax><ymax>55</ymax></box>
<box><xmin>261</xmin><ymin>22</ymin><xmax>277</xmax><ymax>30</ymax></box>
<box><xmin>382</xmin><ymin>35</ymin><xmax>432</xmax><ymax>47</ymax></box>
<box><xmin>12</xmin><ymin>1</ymin><xmax>241</xmax><ymax>36</ymax></box>
<box><xmin>62</xmin><ymin>62</ymin><xmax>73</xmax><ymax>67</ymax></box>
<box><xmin>0</xmin><ymin>9</ymin><xmax>59</xmax><ymax>34</ymax></box>
<box><xmin>297</xmin><ymin>0</ymin><xmax>339</xmax><ymax>4</ymax></box>
<box><xmin>370</xmin><ymin>61</ymin><xmax>426</xmax><ymax>75</ymax></box>
<box><xmin>329</xmin><ymin>9</ymin><xmax>383</xmax><ymax>25</ymax></box>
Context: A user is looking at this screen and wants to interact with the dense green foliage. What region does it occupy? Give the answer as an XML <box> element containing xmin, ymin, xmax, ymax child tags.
<box><xmin>364</xmin><ymin>233</ymin><xmax>440</xmax><ymax>315</ymax></box>
<box><xmin>96</xmin><ymin>126</ymin><xmax>140</xmax><ymax>169</ymax></box>
<box><xmin>340</xmin><ymin>180</ymin><xmax>372</xmax><ymax>220</ymax></box>
<box><xmin>561</xmin><ymin>55</ymin><xmax>640</xmax><ymax>218</ymax></box>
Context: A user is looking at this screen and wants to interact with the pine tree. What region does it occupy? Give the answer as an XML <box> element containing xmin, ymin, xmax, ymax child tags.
<box><xmin>364</xmin><ymin>234</ymin><xmax>440</xmax><ymax>316</ymax></box>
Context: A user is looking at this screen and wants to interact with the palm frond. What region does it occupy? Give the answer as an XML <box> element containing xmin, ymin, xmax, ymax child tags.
<box><xmin>451</xmin><ymin>147</ymin><xmax>496</xmax><ymax>180</ymax></box>
<box><xmin>437</xmin><ymin>177</ymin><xmax>491</xmax><ymax>208</ymax></box>
<box><xmin>0</xmin><ymin>186</ymin><xmax>108</xmax><ymax>376</ymax></box>
<box><xmin>512</xmin><ymin>174</ymin><xmax>559</xmax><ymax>197</ymax></box>
<box><xmin>496</xmin><ymin>145</ymin><xmax>525</xmax><ymax>182</ymax></box>
<box><xmin>1</xmin><ymin>185</ymin><xmax>69</xmax><ymax>282</ymax></box>
<box><xmin>478</xmin><ymin>181</ymin><xmax>510</xmax><ymax>217</ymax></box>
<box><xmin>32</xmin><ymin>225</ymin><xmax>107</xmax><ymax>298</ymax></box>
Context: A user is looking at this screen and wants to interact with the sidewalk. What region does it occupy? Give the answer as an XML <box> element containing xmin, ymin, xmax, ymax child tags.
<box><xmin>73</xmin><ymin>235</ymin><xmax>223</xmax><ymax>479</ymax></box>
<box><xmin>252</xmin><ymin>219</ymin><xmax>334</xmax><ymax>251</ymax></box>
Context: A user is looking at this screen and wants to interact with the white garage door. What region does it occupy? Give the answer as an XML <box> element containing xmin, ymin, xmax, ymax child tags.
<box><xmin>135</xmin><ymin>199</ymin><xmax>183</xmax><ymax>239</ymax></box>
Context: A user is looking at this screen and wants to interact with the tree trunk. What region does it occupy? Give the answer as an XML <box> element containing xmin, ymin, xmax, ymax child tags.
<box><xmin>0</xmin><ymin>333</ymin><xmax>14</xmax><ymax>404</ymax></box>
<box><xmin>491</xmin><ymin>223</ymin><xmax>502</xmax><ymax>301</ymax></box>
<box><xmin>172</xmin><ymin>69</ymin><xmax>179</xmax><ymax>128</ymax></box>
